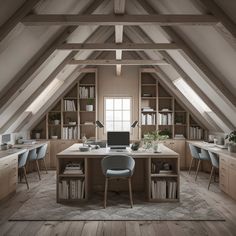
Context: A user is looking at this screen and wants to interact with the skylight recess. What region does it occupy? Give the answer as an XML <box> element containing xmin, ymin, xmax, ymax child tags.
<box><xmin>26</xmin><ymin>78</ymin><xmax>63</xmax><ymax>114</ymax></box>
<box><xmin>173</xmin><ymin>78</ymin><xmax>211</xmax><ymax>114</ymax></box>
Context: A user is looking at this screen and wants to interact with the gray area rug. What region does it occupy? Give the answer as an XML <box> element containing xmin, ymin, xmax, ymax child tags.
<box><xmin>10</xmin><ymin>173</ymin><xmax>224</xmax><ymax>221</ymax></box>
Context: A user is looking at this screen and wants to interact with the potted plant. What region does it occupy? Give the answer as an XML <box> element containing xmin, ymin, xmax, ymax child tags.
<box><xmin>50</xmin><ymin>113</ymin><xmax>61</xmax><ymax>125</ymax></box>
<box><xmin>225</xmin><ymin>131</ymin><xmax>236</xmax><ymax>153</ymax></box>
<box><xmin>86</xmin><ymin>98</ymin><xmax>94</xmax><ymax>111</ymax></box>
<box><xmin>143</xmin><ymin>130</ymin><xmax>169</xmax><ymax>152</ymax></box>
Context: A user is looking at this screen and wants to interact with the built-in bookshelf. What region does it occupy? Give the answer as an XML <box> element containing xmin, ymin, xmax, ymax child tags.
<box><xmin>139</xmin><ymin>69</ymin><xmax>208</xmax><ymax>140</ymax></box>
<box><xmin>57</xmin><ymin>158</ymin><xmax>87</xmax><ymax>202</ymax></box>
<box><xmin>149</xmin><ymin>157</ymin><xmax>179</xmax><ymax>202</ymax></box>
<box><xmin>30</xmin><ymin>69</ymin><xmax>97</xmax><ymax>140</ymax></box>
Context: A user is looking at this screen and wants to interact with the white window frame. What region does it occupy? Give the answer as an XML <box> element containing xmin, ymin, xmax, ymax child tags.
<box><xmin>104</xmin><ymin>97</ymin><xmax>132</xmax><ymax>133</ymax></box>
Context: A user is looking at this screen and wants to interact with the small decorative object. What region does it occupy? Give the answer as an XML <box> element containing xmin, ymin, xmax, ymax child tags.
<box><xmin>86</xmin><ymin>98</ymin><xmax>94</xmax><ymax>111</ymax></box>
<box><xmin>50</xmin><ymin>113</ymin><xmax>61</xmax><ymax>125</ymax></box>
<box><xmin>69</xmin><ymin>121</ymin><xmax>76</xmax><ymax>126</ymax></box>
<box><xmin>35</xmin><ymin>133</ymin><xmax>41</xmax><ymax>139</ymax></box>
<box><xmin>225</xmin><ymin>131</ymin><xmax>236</xmax><ymax>153</ymax></box>
<box><xmin>79</xmin><ymin>146</ymin><xmax>90</xmax><ymax>152</ymax></box>
<box><xmin>82</xmin><ymin>134</ymin><xmax>87</xmax><ymax>146</ymax></box>
<box><xmin>51</xmin><ymin>136</ymin><xmax>58</xmax><ymax>139</ymax></box>
<box><xmin>131</xmin><ymin>141</ymin><xmax>140</xmax><ymax>151</ymax></box>
<box><xmin>143</xmin><ymin>130</ymin><xmax>169</xmax><ymax>153</ymax></box>
<box><xmin>17</xmin><ymin>137</ymin><xmax>24</xmax><ymax>144</ymax></box>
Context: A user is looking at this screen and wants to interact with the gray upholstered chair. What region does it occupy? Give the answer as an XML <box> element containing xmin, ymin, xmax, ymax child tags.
<box><xmin>36</xmin><ymin>144</ymin><xmax>48</xmax><ymax>174</ymax></box>
<box><xmin>195</xmin><ymin>149</ymin><xmax>211</xmax><ymax>181</ymax></box>
<box><xmin>28</xmin><ymin>148</ymin><xmax>41</xmax><ymax>180</ymax></box>
<box><xmin>101</xmin><ymin>155</ymin><xmax>135</xmax><ymax>208</ymax></box>
<box><xmin>188</xmin><ymin>144</ymin><xmax>201</xmax><ymax>175</ymax></box>
<box><xmin>18</xmin><ymin>150</ymin><xmax>29</xmax><ymax>189</ymax></box>
<box><xmin>208</xmin><ymin>151</ymin><xmax>219</xmax><ymax>190</ymax></box>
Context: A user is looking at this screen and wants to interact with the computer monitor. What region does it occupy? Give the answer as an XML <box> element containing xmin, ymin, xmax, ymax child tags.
<box><xmin>2</xmin><ymin>134</ymin><xmax>11</xmax><ymax>144</ymax></box>
<box><xmin>107</xmin><ymin>131</ymin><xmax>130</xmax><ymax>149</ymax></box>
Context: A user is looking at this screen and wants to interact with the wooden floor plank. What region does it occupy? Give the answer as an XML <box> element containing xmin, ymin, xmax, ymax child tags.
<box><xmin>0</xmin><ymin>171</ymin><xmax>236</xmax><ymax>236</ymax></box>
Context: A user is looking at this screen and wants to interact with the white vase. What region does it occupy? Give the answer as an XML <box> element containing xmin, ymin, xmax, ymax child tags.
<box><xmin>35</xmin><ymin>133</ymin><xmax>40</xmax><ymax>139</ymax></box>
<box><xmin>86</xmin><ymin>105</ymin><xmax>93</xmax><ymax>111</ymax></box>
<box><xmin>54</xmin><ymin>120</ymin><xmax>60</xmax><ymax>125</ymax></box>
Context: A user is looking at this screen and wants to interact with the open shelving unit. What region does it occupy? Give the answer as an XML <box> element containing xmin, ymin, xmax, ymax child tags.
<box><xmin>30</xmin><ymin>69</ymin><xmax>98</xmax><ymax>140</ymax></box>
<box><xmin>139</xmin><ymin>69</ymin><xmax>208</xmax><ymax>140</ymax></box>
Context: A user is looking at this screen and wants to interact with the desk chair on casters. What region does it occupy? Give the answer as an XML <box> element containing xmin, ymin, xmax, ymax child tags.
<box><xmin>101</xmin><ymin>155</ymin><xmax>135</xmax><ymax>208</ymax></box>
<box><xmin>18</xmin><ymin>150</ymin><xmax>29</xmax><ymax>189</ymax></box>
<box><xmin>36</xmin><ymin>144</ymin><xmax>48</xmax><ymax>174</ymax></box>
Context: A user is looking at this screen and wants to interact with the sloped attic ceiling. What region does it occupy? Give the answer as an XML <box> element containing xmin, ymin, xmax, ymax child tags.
<box><xmin>0</xmin><ymin>0</ymin><xmax>235</xmax><ymax>135</ymax></box>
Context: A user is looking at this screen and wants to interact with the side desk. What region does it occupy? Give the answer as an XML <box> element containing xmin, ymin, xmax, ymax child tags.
<box><xmin>187</xmin><ymin>141</ymin><xmax>236</xmax><ymax>200</ymax></box>
<box><xmin>56</xmin><ymin>143</ymin><xmax>180</xmax><ymax>204</ymax></box>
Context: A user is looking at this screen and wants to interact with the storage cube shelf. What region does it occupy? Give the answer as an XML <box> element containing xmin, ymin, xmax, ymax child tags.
<box><xmin>30</xmin><ymin>69</ymin><xmax>97</xmax><ymax>140</ymax></box>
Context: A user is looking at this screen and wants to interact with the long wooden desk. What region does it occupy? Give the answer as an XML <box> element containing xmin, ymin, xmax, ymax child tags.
<box><xmin>187</xmin><ymin>141</ymin><xmax>236</xmax><ymax>200</ymax></box>
<box><xmin>56</xmin><ymin>143</ymin><xmax>180</xmax><ymax>204</ymax></box>
<box><xmin>0</xmin><ymin>141</ymin><xmax>48</xmax><ymax>201</ymax></box>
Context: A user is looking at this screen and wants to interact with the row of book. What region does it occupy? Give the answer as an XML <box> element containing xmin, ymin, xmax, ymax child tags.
<box><xmin>158</xmin><ymin>113</ymin><xmax>173</xmax><ymax>125</ymax></box>
<box><xmin>59</xmin><ymin>179</ymin><xmax>85</xmax><ymax>200</ymax></box>
<box><xmin>79</xmin><ymin>86</ymin><xmax>95</xmax><ymax>99</ymax></box>
<box><xmin>151</xmin><ymin>180</ymin><xmax>177</xmax><ymax>199</ymax></box>
<box><xmin>64</xmin><ymin>100</ymin><xmax>77</xmax><ymax>111</ymax></box>
<box><xmin>141</xmin><ymin>113</ymin><xmax>156</xmax><ymax>125</ymax></box>
<box><xmin>63</xmin><ymin>127</ymin><xmax>78</xmax><ymax>139</ymax></box>
<box><xmin>189</xmin><ymin>126</ymin><xmax>203</xmax><ymax>140</ymax></box>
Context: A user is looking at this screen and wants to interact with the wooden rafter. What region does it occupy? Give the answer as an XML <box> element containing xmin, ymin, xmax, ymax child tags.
<box><xmin>69</xmin><ymin>59</ymin><xmax>169</xmax><ymax>65</ymax></box>
<box><xmin>57</xmin><ymin>42</ymin><xmax>179</xmax><ymax>50</ymax></box>
<box><xmin>21</xmin><ymin>14</ymin><xmax>218</xmax><ymax>26</ymax></box>
<box><xmin>114</xmin><ymin>0</ymin><xmax>126</xmax><ymax>76</ymax></box>
<box><xmin>0</xmin><ymin>0</ymin><xmax>105</xmax><ymax>113</ymax></box>
<box><xmin>197</xmin><ymin>0</ymin><xmax>236</xmax><ymax>49</ymax></box>
<box><xmin>0</xmin><ymin>0</ymin><xmax>41</xmax><ymax>42</ymax></box>
<box><xmin>135</xmin><ymin>0</ymin><xmax>236</xmax><ymax>108</ymax></box>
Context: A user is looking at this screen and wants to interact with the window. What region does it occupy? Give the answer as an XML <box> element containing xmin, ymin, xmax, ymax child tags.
<box><xmin>104</xmin><ymin>97</ymin><xmax>131</xmax><ymax>131</ymax></box>
<box><xmin>173</xmin><ymin>78</ymin><xmax>212</xmax><ymax>114</ymax></box>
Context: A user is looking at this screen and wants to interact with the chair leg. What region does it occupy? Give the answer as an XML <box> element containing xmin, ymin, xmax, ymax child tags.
<box><xmin>43</xmin><ymin>158</ymin><xmax>48</xmax><ymax>174</ymax></box>
<box><xmin>188</xmin><ymin>157</ymin><xmax>194</xmax><ymax>174</ymax></box>
<box><xmin>104</xmin><ymin>178</ymin><xmax>108</xmax><ymax>208</ymax></box>
<box><xmin>128</xmin><ymin>178</ymin><xmax>133</xmax><ymax>208</ymax></box>
<box><xmin>19</xmin><ymin>169</ymin><xmax>22</xmax><ymax>182</ymax></box>
<box><xmin>195</xmin><ymin>160</ymin><xmax>201</xmax><ymax>181</ymax></box>
<box><xmin>35</xmin><ymin>160</ymin><xmax>41</xmax><ymax>180</ymax></box>
<box><xmin>23</xmin><ymin>167</ymin><xmax>29</xmax><ymax>190</ymax></box>
<box><xmin>208</xmin><ymin>166</ymin><xmax>214</xmax><ymax>190</ymax></box>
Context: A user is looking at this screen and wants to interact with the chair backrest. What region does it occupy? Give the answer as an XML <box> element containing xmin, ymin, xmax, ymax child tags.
<box><xmin>208</xmin><ymin>151</ymin><xmax>219</xmax><ymax>168</ymax></box>
<box><xmin>200</xmin><ymin>149</ymin><xmax>210</xmax><ymax>160</ymax></box>
<box><xmin>189</xmin><ymin>144</ymin><xmax>201</xmax><ymax>159</ymax></box>
<box><xmin>18</xmin><ymin>150</ymin><xmax>29</xmax><ymax>168</ymax></box>
<box><xmin>101</xmin><ymin>155</ymin><xmax>135</xmax><ymax>176</ymax></box>
<box><xmin>37</xmin><ymin>143</ymin><xmax>48</xmax><ymax>160</ymax></box>
<box><xmin>28</xmin><ymin>148</ymin><xmax>37</xmax><ymax>161</ymax></box>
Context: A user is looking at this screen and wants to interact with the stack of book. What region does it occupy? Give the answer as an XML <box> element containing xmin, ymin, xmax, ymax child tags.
<box><xmin>141</xmin><ymin>113</ymin><xmax>156</xmax><ymax>125</ymax></box>
<box><xmin>79</xmin><ymin>86</ymin><xmax>95</xmax><ymax>99</ymax></box>
<box><xmin>189</xmin><ymin>126</ymin><xmax>203</xmax><ymax>139</ymax></box>
<box><xmin>64</xmin><ymin>100</ymin><xmax>76</xmax><ymax>111</ymax></box>
<box><xmin>151</xmin><ymin>180</ymin><xmax>177</xmax><ymax>199</ymax></box>
<box><xmin>63</xmin><ymin>162</ymin><xmax>83</xmax><ymax>175</ymax></box>
<box><xmin>59</xmin><ymin>179</ymin><xmax>85</xmax><ymax>200</ymax></box>
<box><xmin>142</xmin><ymin>107</ymin><xmax>154</xmax><ymax>112</ymax></box>
<box><xmin>158</xmin><ymin>113</ymin><xmax>173</xmax><ymax>125</ymax></box>
<box><xmin>63</xmin><ymin>127</ymin><xmax>78</xmax><ymax>139</ymax></box>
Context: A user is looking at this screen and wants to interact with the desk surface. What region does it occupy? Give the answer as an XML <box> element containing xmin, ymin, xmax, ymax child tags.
<box><xmin>0</xmin><ymin>141</ymin><xmax>47</xmax><ymax>159</ymax></box>
<box><xmin>187</xmin><ymin>140</ymin><xmax>236</xmax><ymax>159</ymax></box>
<box><xmin>57</xmin><ymin>143</ymin><xmax>179</xmax><ymax>158</ymax></box>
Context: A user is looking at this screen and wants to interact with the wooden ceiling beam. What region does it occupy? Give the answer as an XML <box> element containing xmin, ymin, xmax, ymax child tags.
<box><xmin>0</xmin><ymin>0</ymin><xmax>41</xmax><ymax>42</ymax></box>
<box><xmin>57</xmin><ymin>42</ymin><xmax>179</xmax><ymax>50</ymax></box>
<box><xmin>0</xmin><ymin>0</ymin><xmax>105</xmax><ymax>113</ymax></box>
<box><xmin>135</xmin><ymin>0</ymin><xmax>236</xmax><ymax>108</ymax></box>
<box><xmin>22</xmin><ymin>14</ymin><xmax>218</xmax><ymax>26</ymax></box>
<box><xmin>197</xmin><ymin>0</ymin><xmax>236</xmax><ymax>48</ymax></box>
<box><xmin>114</xmin><ymin>0</ymin><xmax>126</xmax><ymax>76</ymax></box>
<box><xmin>69</xmin><ymin>59</ymin><xmax>169</xmax><ymax>65</ymax></box>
